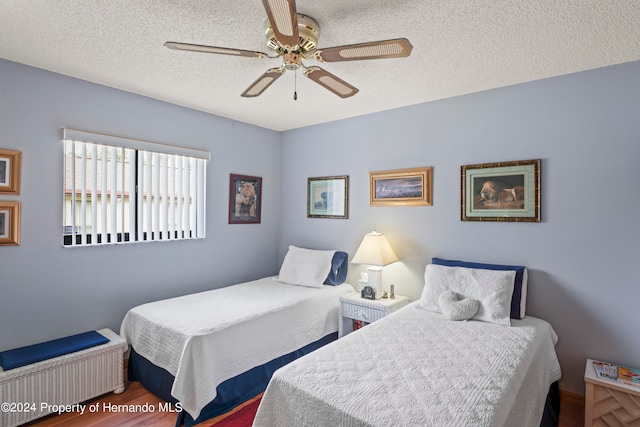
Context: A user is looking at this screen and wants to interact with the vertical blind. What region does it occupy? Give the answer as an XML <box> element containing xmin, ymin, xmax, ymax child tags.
<box><xmin>63</xmin><ymin>128</ymin><xmax>209</xmax><ymax>246</ymax></box>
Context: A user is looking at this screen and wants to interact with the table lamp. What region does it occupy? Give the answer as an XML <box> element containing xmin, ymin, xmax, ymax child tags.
<box><xmin>351</xmin><ymin>231</ymin><xmax>398</xmax><ymax>299</ymax></box>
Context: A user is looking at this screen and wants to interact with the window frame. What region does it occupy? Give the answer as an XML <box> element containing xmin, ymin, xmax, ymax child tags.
<box><xmin>62</xmin><ymin>128</ymin><xmax>209</xmax><ymax>247</ymax></box>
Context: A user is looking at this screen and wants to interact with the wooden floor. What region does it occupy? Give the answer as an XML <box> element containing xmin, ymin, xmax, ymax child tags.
<box><xmin>26</xmin><ymin>379</ymin><xmax>585</xmax><ymax>427</ymax></box>
<box><xmin>24</xmin><ymin>379</ymin><xmax>259</xmax><ymax>427</ymax></box>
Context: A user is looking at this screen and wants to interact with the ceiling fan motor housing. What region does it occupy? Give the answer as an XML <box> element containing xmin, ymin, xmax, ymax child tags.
<box><xmin>265</xmin><ymin>14</ymin><xmax>320</xmax><ymax>61</ymax></box>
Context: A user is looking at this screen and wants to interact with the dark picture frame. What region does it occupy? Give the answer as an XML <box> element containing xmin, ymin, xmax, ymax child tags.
<box><xmin>307</xmin><ymin>175</ymin><xmax>349</xmax><ymax>219</ymax></box>
<box><xmin>0</xmin><ymin>149</ymin><xmax>21</xmax><ymax>195</ymax></box>
<box><xmin>229</xmin><ymin>174</ymin><xmax>262</xmax><ymax>224</ymax></box>
<box><xmin>369</xmin><ymin>167</ymin><xmax>432</xmax><ymax>206</ymax></box>
<box><xmin>0</xmin><ymin>201</ymin><xmax>21</xmax><ymax>246</ymax></box>
<box><xmin>461</xmin><ymin>159</ymin><xmax>540</xmax><ymax>222</ymax></box>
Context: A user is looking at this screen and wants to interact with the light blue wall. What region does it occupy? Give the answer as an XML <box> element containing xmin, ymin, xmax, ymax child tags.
<box><xmin>2</xmin><ymin>57</ymin><xmax>639</xmax><ymax>396</ymax></box>
<box><xmin>279</xmin><ymin>61</ymin><xmax>640</xmax><ymax>394</ymax></box>
<box><xmin>0</xmin><ymin>59</ymin><xmax>282</xmax><ymax>349</ymax></box>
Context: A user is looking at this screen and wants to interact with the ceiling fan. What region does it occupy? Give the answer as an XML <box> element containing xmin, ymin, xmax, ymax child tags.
<box><xmin>165</xmin><ymin>0</ymin><xmax>413</xmax><ymax>99</ymax></box>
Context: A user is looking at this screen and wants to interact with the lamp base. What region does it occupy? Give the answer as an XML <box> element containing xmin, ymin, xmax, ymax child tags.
<box><xmin>367</xmin><ymin>266</ymin><xmax>383</xmax><ymax>299</ymax></box>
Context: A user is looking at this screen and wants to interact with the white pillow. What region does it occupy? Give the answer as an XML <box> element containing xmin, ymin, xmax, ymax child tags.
<box><xmin>420</xmin><ymin>264</ymin><xmax>515</xmax><ymax>326</ymax></box>
<box><xmin>276</xmin><ymin>246</ymin><xmax>336</xmax><ymax>288</ymax></box>
<box><xmin>438</xmin><ymin>290</ymin><xmax>479</xmax><ymax>321</ymax></box>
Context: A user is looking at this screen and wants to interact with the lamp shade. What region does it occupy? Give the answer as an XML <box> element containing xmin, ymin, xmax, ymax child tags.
<box><xmin>351</xmin><ymin>231</ymin><xmax>398</xmax><ymax>266</ymax></box>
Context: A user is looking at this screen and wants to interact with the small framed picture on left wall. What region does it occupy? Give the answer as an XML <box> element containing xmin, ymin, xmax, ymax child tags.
<box><xmin>0</xmin><ymin>149</ymin><xmax>21</xmax><ymax>195</ymax></box>
<box><xmin>0</xmin><ymin>201</ymin><xmax>21</xmax><ymax>246</ymax></box>
<box><xmin>229</xmin><ymin>174</ymin><xmax>262</xmax><ymax>224</ymax></box>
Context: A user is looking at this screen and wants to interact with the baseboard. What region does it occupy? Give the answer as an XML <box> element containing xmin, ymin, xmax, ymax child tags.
<box><xmin>560</xmin><ymin>389</ymin><xmax>585</xmax><ymax>407</ymax></box>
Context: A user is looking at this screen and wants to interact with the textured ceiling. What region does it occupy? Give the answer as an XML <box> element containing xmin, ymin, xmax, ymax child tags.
<box><xmin>1</xmin><ymin>1</ymin><xmax>639</xmax><ymax>131</ymax></box>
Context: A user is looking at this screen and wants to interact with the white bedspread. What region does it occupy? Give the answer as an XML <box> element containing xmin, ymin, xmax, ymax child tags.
<box><xmin>119</xmin><ymin>277</ymin><xmax>353</xmax><ymax>419</ymax></box>
<box><xmin>253</xmin><ymin>301</ymin><xmax>561</xmax><ymax>427</ymax></box>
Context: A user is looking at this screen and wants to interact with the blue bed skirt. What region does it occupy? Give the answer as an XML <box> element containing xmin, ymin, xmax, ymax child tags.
<box><xmin>128</xmin><ymin>332</ymin><xmax>338</xmax><ymax>427</ymax></box>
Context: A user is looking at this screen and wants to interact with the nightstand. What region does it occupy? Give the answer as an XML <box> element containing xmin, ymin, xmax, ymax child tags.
<box><xmin>338</xmin><ymin>293</ymin><xmax>409</xmax><ymax>337</ymax></box>
<box><xmin>584</xmin><ymin>358</ymin><xmax>640</xmax><ymax>426</ymax></box>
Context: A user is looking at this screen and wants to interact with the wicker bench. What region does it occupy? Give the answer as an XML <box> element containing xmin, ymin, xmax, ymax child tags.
<box><xmin>0</xmin><ymin>328</ymin><xmax>127</xmax><ymax>427</ymax></box>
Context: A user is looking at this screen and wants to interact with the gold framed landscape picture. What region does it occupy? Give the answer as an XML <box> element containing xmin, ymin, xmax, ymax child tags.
<box><xmin>369</xmin><ymin>167</ymin><xmax>432</xmax><ymax>206</ymax></box>
<box><xmin>461</xmin><ymin>159</ymin><xmax>540</xmax><ymax>222</ymax></box>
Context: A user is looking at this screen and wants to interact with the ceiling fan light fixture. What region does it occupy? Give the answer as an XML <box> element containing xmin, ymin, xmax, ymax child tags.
<box><xmin>283</xmin><ymin>52</ymin><xmax>302</xmax><ymax>70</ymax></box>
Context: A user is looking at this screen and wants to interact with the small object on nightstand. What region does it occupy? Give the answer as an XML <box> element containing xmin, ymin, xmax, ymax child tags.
<box><xmin>390</xmin><ymin>284</ymin><xmax>395</xmax><ymax>299</ymax></box>
<box><xmin>381</xmin><ymin>291</ymin><xmax>388</xmax><ymax>299</ymax></box>
<box><xmin>361</xmin><ymin>286</ymin><xmax>375</xmax><ymax>300</ymax></box>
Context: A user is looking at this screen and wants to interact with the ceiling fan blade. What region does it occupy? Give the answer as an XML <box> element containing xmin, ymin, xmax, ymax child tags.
<box><xmin>241</xmin><ymin>68</ymin><xmax>286</xmax><ymax>98</ymax></box>
<box><xmin>165</xmin><ymin>41</ymin><xmax>270</xmax><ymax>59</ymax></box>
<box><xmin>303</xmin><ymin>66</ymin><xmax>359</xmax><ymax>98</ymax></box>
<box><xmin>314</xmin><ymin>38</ymin><xmax>413</xmax><ymax>62</ymax></box>
<box><xmin>261</xmin><ymin>0</ymin><xmax>299</xmax><ymax>49</ymax></box>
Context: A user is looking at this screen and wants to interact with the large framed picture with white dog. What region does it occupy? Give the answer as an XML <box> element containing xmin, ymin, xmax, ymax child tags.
<box><xmin>461</xmin><ymin>159</ymin><xmax>540</xmax><ymax>222</ymax></box>
<box><xmin>229</xmin><ymin>174</ymin><xmax>262</xmax><ymax>224</ymax></box>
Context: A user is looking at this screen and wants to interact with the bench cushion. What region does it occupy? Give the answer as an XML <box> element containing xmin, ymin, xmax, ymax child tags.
<box><xmin>0</xmin><ymin>331</ymin><xmax>109</xmax><ymax>371</ymax></box>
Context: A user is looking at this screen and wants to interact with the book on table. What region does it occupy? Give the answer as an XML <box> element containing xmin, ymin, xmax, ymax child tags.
<box><xmin>593</xmin><ymin>360</ymin><xmax>640</xmax><ymax>388</ymax></box>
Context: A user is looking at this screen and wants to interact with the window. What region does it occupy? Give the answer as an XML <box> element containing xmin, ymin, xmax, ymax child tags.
<box><xmin>63</xmin><ymin>128</ymin><xmax>209</xmax><ymax>246</ymax></box>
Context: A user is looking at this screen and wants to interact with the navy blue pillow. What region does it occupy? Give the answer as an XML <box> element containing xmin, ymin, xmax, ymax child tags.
<box><xmin>0</xmin><ymin>331</ymin><xmax>109</xmax><ymax>371</ymax></box>
<box><xmin>431</xmin><ymin>258</ymin><xmax>527</xmax><ymax>319</ymax></box>
<box><xmin>325</xmin><ymin>251</ymin><xmax>349</xmax><ymax>285</ymax></box>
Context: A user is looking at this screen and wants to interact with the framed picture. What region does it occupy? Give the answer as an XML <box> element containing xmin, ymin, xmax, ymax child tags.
<box><xmin>0</xmin><ymin>149</ymin><xmax>21</xmax><ymax>195</ymax></box>
<box><xmin>0</xmin><ymin>201</ymin><xmax>21</xmax><ymax>246</ymax></box>
<box><xmin>369</xmin><ymin>167</ymin><xmax>432</xmax><ymax>206</ymax></box>
<box><xmin>461</xmin><ymin>159</ymin><xmax>540</xmax><ymax>222</ymax></box>
<box><xmin>307</xmin><ymin>175</ymin><xmax>349</xmax><ymax>219</ymax></box>
<box><xmin>229</xmin><ymin>174</ymin><xmax>262</xmax><ymax>224</ymax></box>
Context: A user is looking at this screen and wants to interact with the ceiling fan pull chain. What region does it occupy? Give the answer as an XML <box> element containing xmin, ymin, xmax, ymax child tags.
<box><xmin>294</xmin><ymin>69</ymin><xmax>298</xmax><ymax>101</ymax></box>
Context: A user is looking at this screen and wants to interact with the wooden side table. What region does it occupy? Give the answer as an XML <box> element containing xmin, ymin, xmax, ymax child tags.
<box><xmin>338</xmin><ymin>293</ymin><xmax>409</xmax><ymax>337</ymax></box>
<box><xmin>584</xmin><ymin>358</ymin><xmax>640</xmax><ymax>426</ymax></box>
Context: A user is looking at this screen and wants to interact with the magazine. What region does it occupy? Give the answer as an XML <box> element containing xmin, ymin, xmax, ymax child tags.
<box><xmin>593</xmin><ymin>361</ymin><xmax>618</xmax><ymax>380</ymax></box>
<box><xmin>593</xmin><ymin>360</ymin><xmax>640</xmax><ymax>388</ymax></box>
<box><xmin>618</xmin><ymin>365</ymin><xmax>640</xmax><ymax>387</ymax></box>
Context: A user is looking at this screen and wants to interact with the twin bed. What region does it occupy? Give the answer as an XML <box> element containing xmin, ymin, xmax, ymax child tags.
<box><xmin>120</xmin><ymin>249</ymin><xmax>562</xmax><ymax>427</ymax></box>
<box><xmin>254</xmin><ymin>303</ymin><xmax>561</xmax><ymax>426</ymax></box>
<box><xmin>120</xmin><ymin>246</ymin><xmax>351</xmax><ymax>425</ymax></box>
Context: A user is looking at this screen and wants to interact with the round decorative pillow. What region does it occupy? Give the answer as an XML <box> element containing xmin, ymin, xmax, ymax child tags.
<box><xmin>438</xmin><ymin>290</ymin><xmax>479</xmax><ymax>321</ymax></box>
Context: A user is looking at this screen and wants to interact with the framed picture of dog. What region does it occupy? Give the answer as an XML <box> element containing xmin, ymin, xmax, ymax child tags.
<box><xmin>461</xmin><ymin>159</ymin><xmax>540</xmax><ymax>222</ymax></box>
<box><xmin>307</xmin><ymin>175</ymin><xmax>349</xmax><ymax>219</ymax></box>
<box><xmin>229</xmin><ymin>174</ymin><xmax>262</xmax><ymax>224</ymax></box>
